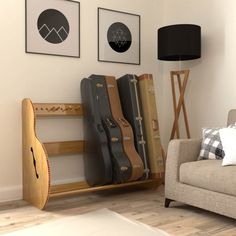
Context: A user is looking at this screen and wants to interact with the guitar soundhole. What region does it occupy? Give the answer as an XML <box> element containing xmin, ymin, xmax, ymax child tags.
<box><xmin>30</xmin><ymin>147</ymin><xmax>39</xmax><ymax>179</ymax></box>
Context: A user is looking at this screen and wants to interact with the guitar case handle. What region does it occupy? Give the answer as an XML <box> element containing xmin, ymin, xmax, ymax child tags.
<box><xmin>152</xmin><ymin>119</ymin><xmax>159</xmax><ymax>131</ymax></box>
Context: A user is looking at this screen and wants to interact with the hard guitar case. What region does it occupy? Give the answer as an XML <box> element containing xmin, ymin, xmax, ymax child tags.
<box><xmin>81</xmin><ymin>77</ymin><xmax>112</xmax><ymax>186</ymax></box>
<box><xmin>89</xmin><ymin>75</ymin><xmax>132</xmax><ymax>184</ymax></box>
<box><xmin>104</xmin><ymin>76</ymin><xmax>144</xmax><ymax>181</ymax></box>
<box><xmin>138</xmin><ymin>74</ymin><xmax>165</xmax><ymax>179</ymax></box>
<box><xmin>117</xmin><ymin>74</ymin><xmax>150</xmax><ymax>180</ymax></box>
<box><xmin>81</xmin><ymin>75</ymin><xmax>132</xmax><ymax>185</ymax></box>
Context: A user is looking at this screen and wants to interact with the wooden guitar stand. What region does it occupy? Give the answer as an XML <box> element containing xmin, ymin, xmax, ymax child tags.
<box><xmin>169</xmin><ymin>70</ymin><xmax>191</xmax><ymax>140</ymax></box>
<box><xmin>22</xmin><ymin>98</ymin><xmax>162</xmax><ymax>210</ymax></box>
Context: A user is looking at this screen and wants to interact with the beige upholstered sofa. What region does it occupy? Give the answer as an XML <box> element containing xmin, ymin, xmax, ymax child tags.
<box><xmin>165</xmin><ymin>110</ymin><xmax>236</xmax><ymax>219</ymax></box>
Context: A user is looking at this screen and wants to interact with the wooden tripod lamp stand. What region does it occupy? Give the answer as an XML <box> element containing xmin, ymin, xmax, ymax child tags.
<box><xmin>158</xmin><ymin>24</ymin><xmax>201</xmax><ymax>140</ymax></box>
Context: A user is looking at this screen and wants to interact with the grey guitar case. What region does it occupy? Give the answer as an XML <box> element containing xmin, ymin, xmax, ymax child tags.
<box><xmin>81</xmin><ymin>75</ymin><xmax>132</xmax><ymax>185</ymax></box>
<box><xmin>81</xmin><ymin>77</ymin><xmax>112</xmax><ymax>186</ymax></box>
<box><xmin>117</xmin><ymin>74</ymin><xmax>150</xmax><ymax>179</ymax></box>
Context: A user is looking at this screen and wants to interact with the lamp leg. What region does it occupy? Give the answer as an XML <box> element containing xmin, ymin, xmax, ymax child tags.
<box><xmin>177</xmin><ymin>74</ymin><xmax>190</xmax><ymax>138</ymax></box>
<box><xmin>170</xmin><ymin>70</ymin><xmax>190</xmax><ymax>140</ymax></box>
<box><xmin>171</xmin><ymin>75</ymin><xmax>180</xmax><ymax>138</ymax></box>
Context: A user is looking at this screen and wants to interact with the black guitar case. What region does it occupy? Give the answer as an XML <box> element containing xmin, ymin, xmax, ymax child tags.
<box><xmin>81</xmin><ymin>75</ymin><xmax>132</xmax><ymax>185</ymax></box>
<box><xmin>81</xmin><ymin>77</ymin><xmax>112</xmax><ymax>186</ymax></box>
<box><xmin>117</xmin><ymin>74</ymin><xmax>150</xmax><ymax>179</ymax></box>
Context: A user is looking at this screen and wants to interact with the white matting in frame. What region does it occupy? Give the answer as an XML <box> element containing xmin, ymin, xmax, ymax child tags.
<box><xmin>26</xmin><ymin>0</ymin><xmax>80</xmax><ymax>58</ymax></box>
<box><xmin>98</xmin><ymin>8</ymin><xmax>140</xmax><ymax>65</ymax></box>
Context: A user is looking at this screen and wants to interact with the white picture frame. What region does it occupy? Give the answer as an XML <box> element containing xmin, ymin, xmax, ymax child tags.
<box><xmin>25</xmin><ymin>0</ymin><xmax>80</xmax><ymax>58</ymax></box>
<box><xmin>98</xmin><ymin>8</ymin><xmax>141</xmax><ymax>65</ymax></box>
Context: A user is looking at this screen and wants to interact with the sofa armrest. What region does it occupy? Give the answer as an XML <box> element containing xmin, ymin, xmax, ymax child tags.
<box><xmin>165</xmin><ymin>139</ymin><xmax>201</xmax><ymax>184</ymax></box>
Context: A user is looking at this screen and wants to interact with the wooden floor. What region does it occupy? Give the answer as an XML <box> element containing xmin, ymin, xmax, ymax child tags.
<box><xmin>0</xmin><ymin>185</ymin><xmax>236</xmax><ymax>236</ymax></box>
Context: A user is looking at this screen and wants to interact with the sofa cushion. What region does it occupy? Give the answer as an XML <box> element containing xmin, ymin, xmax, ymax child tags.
<box><xmin>180</xmin><ymin>160</ymin><xmax>236</xmax><ymax>197</ymax></box>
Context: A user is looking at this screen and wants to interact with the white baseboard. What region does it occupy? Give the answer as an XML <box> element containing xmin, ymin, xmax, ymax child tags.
<box><xmin>0</xmin><ymin>177</ymin><xmax>85</xmax><ymax>203</ymax></box>
<box><xmin>0</xmin><ymin>185</ymin><xmax>22</xmax><ymax>203</ymax></box>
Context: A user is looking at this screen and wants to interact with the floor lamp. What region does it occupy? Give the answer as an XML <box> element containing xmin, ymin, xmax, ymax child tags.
<box><xmin>158</xmin><ymin>24</ymin><xmax>201</xmax><ymax>140</ymax></box>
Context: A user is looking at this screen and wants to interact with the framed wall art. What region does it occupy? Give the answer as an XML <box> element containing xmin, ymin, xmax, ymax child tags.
<box><xmin>25</xmin><ymin>0</ymin><xmax>80</xmax><ymax>58</ymax></box>
<box><xmin>98</xmin><ymin>8</ymin><xmax>140</xmax><ymax>65</ymax></box>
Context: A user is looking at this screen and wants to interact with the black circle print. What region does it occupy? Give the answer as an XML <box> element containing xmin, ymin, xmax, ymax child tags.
<box><xmin>107</xmin><ymin>22</ymin><xmax>132</xmax><ymax>53</ymax></box>
<box><xmin>37</xmin><ymin>9</ymin><xmax>70</xmax><ymax>44</ymax></box>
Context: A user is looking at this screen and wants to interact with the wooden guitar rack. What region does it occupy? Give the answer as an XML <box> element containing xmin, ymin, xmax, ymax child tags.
<box><xmin>22</xmin><ymin>98</ymin><xmax>161</xmax><ymax>210</ymax></box>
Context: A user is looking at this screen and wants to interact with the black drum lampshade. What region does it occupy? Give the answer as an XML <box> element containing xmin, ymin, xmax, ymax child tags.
<box><xmin>158</xmin><ymin>24</ymin><xmax>201</xmax><ymax>61</ymax></box>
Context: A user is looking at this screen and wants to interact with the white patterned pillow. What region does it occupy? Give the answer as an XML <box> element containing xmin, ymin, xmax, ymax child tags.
<box><xmin>198</xmin><ymin>128</ymin><xmax>225</xmax><ymax>160</ymax></box>
<box><xmin>228</xmin><ymin>123</ymin><xmax>236</xmax><ymax>128</ymax></box>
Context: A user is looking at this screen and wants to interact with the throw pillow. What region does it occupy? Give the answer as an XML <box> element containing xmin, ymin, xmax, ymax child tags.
<box><xmin>219</xmin><ymin>128</ymin><xmax>236</xmax><ymax>166</ymax></box>
<box><xmin>228</xmin><ymin>123</ymin><xmax>236</xmax><ymax>128</ymax></box>
<box><xmin>198</xmin><ymin>128</ymin><xmax>225</xmax><ymax>160</ymax></box>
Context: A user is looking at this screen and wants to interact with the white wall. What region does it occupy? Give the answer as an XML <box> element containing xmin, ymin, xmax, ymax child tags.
<box><xmin>0</xmin><ymin>0</ymin><xmax>164</xmax><ymax>201</ymax></box>
<box><xmin>4</xmin><ymin>0</ymin><xmax>234</xmax><ymax>203</ymax></box>
<box><xmin>158</xmin><ymin>0</ymin><xmax>236</xmax><ymax>149</ymax></box>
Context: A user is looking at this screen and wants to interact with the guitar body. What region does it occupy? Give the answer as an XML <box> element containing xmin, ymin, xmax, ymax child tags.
<box><xmin>81</xmin><ymin>78</ymin><xmax>112</xmax><ymax>186</ymax></box>
<box><xmin>138</xmin><ymin>74</ymin><xmax>165</xmax><ymax>179</ymax></box>
<box><xmin>105</xmin><ymin>76</ymin><xmax>144</xmax><ymax>181</ymax></box>
<box><xmin>117</xmin><ymin>74</ymin><xmax>150</xmax><ymax>180</ymax></box>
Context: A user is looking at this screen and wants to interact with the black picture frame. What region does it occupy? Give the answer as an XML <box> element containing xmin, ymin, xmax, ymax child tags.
<box><xmin>98</xmin><ymin>7</ymin><xmax>141</xmax><ymax>65</ymax></box>
<box><xmin>25</xmin><ymin>0</ymin><xmax>80</xmax><ymax>58</ymax></box>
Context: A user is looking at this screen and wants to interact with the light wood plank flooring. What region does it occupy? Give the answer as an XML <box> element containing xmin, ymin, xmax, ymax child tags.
<box><xmin>0</xmin><ymin>185</ymin><xmax>236</xmax><ymax>236</ymax></box>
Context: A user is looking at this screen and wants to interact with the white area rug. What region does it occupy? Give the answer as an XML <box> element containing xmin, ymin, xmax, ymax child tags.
<box><xmin>4</xmin><ymin>209</ymin><xmax>170</xmax><ymax>236</ymax></box>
